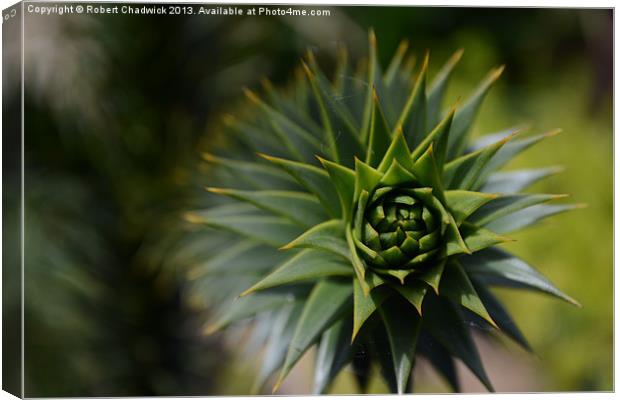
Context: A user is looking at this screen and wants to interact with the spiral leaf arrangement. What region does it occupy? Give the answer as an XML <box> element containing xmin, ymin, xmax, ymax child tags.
<box><xmin>184</xmin><ymin>32</ymin><xmax>580</xmax><ymax>394</ymax></box>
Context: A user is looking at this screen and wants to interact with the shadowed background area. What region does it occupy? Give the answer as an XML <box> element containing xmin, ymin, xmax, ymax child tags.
<box><xmin>3</xmin><ymin>5</ymin><xmax>611</xmax><ymax>396</ymax></box>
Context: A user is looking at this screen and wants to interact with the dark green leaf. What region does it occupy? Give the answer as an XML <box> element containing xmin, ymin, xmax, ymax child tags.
<box><xmin>440</xmin><ymin>261</ymin><xmax>497</xmax><ymax>327</ymax></box>
<box><xmin>206</xmin><ymin>188</ymin><xmax>328</xmax><ymax>228</ymax></box>
<box><xmin>484</xmin><ymin>204</ymin><xmax>580</xmax><ymax>234</ymax></box>
<box><xmin>461</xmin><ymin>247</ymin><xmax>579</xmax><ymax>306</ymax></box>
<box><xmin>202</xmin><ymin>153</ymin><xmax>296</xmax><ymax>190</ymax></box>
<box><xmin>423</xmin><ymin>295</ymin><xmax>494</xmax><ymax>391</ymax></box>
<box><xmin>241</xmin><ymin>249</ymin><xmax>352</xmax><ymax>296</ymax></box>
<box><xmin>479</xmin><ymin>167</ymin><xmax>563</xmax><ymax>194</ymax></box>
<box><xmin>283</xmin><ymin>219</ymin><xmax>349</xmax><ymax>259</ymax></box>
<box><xmin>449</xmin><ymin>222</ymin><xmax>511</xmax><ymax>255</ymax></box>
<box><xmin>355</xmin><ymin>158</ymin><xmax>383</xmax><ymax>199</ymax></box>
<box><xmin>411</xmin><ymin>107</ymin><xmax>455</xmax><ymax>169</ymax></box>
<box><xmin>469</xmin><ymin>193</ymin><xmax>567</xmax><ymax>228</ymax></box>
<box><xmin>392</xmin><ymin>280</ymin><xmax>428</xmax><ymax>315</ymax></box>
<box><xmin>244</xmin><ymin>88</ymin><xmax>322</xmax><ymax>150</ymax></box>
<box><xmin>274</xmin><ymin>279</ymin><xmax>353</xmax><ymax>391</ymax></box>
<box><xmin>188</xmin><ymin>209</ymin><xmax>303</xmax><ymax>248</ymax></box>
<box><xmin>377</xmin><ymin>128</ymin><xmax>415</xmax><ymax>173</ymax></box>
<box><xmin>411</xmin><ymin>144</ymin><xmax>445</xmax><ymax>202</ymax></box>
<box><xmin>205</xmin><ymin>292</ymin><xmax>297</xmax><ymax>334</ymax></box>
<box><xmin>378</xmin><ymin>297</ymin><xmax>422</xmax><ymax>394</ymax></box>
<box><xmin>353</xmin><ymin>279</ymin><xmax>390</xmax><ymax>340</ymax></box>
<box><xmin>253</xmin><ymin>303</ymin><xmax>304</xmax><ymax>393</ymax></box>
<box><xmin>426</xmin><ymin>49</ymin><xmax>463</xmax><ymax>127</ymax></box>
<box><xmin>360</xmin><ymin>30</ymin><xmax>380</xmax><ymax>144</ymax></box>
<box><xmin>260</xmin><ymin>154</ymin><xmax>341</xmax><ymax>218</ymax></box>
<box><xmin>384</xmin><ymin>39</ymin><xmax>409</xmax><ymax>87</ymax></box>
<box><xmin>395</xmin><ymin>54</ymin><xmax>427</xmax><ymax>147</ymax></box>
<box><xmin>471</xmin><ymin>129</ymin><xmax>561</xmax><ymax>190</ymax></box>
<box><xmin>444</xmin><ymin>190</ymin><xmax>497</xmax><ymax>225</ymax></box>
<box><xmin>319</xmin><ymin>157</ymin><xmax>356</xmax><ymax>221</ymax></box>
<box><xmin>366</xmin><ymin>92</ymin><xmax>394</xmax><ymax>168</ymax></box>
<box><xmin>416</xmin><ymin>260</ymin><xmax>446</xmax><ymax>293</ymax></box>
<box><xmin>313</xmin><ymin>318</ymin><xmax>354</xmax><ymax>394</ymax></box>
<box><xmin>417</xmin><ymin>332</ymin><xmax>460</xmax><ymax>392</ymax></box>
<box><xmin>471</xmin><ymin>280</ymin><xmax>532</xmax><ymax>352</ymax></box>
<box><xmin>446</xmin><ymin>66</ymin><xmax>504</xmax><ymax>159</ymax></box>
<box><xmin>303</xmin><ymin>60</ymin><xmax>362</xmax><ymax>165</ymax></box>
<box><xmin>444</xmin><ymin>131</ymin><xmax>516</xmax><ymax>190</ymax></box>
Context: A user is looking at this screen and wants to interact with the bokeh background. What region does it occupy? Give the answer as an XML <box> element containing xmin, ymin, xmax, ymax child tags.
<box><xmin>3</xmin><ymin>4</ymin><xmax>612</xmax><ymax>396</ymax></box>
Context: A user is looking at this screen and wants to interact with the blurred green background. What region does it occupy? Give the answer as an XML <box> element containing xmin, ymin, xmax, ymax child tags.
<box><xmin>4</xmin><ymin>4</ymin><xmax>611</xmax><ymax>395</ymax></box>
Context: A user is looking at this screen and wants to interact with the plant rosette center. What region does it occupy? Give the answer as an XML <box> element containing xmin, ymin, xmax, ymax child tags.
<box><xmin>353</xmin><ymin>186</ymin><xmax>444</xmax><ymax>272</ymax></box>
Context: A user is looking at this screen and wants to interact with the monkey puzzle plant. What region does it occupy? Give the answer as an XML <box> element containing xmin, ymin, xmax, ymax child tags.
<box><xmin>184</xmin><ymin>32</ymin><xmax>579</xmax><ymax>394</ymax></box>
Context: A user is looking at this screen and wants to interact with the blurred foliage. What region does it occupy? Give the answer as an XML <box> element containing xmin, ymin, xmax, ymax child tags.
<box><xmin>7</xmin><ymin>5</ymin><xmax>611</xmax><ymax>395</ymax></box>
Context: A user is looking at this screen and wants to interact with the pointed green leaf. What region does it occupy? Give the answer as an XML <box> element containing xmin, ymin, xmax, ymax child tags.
<box><xmin>395</xmin><ymin>54</ymin><xmax>428</xmax><ymax>147</ymax></box>
<box><xmin>470</xmin><ymin>193</ymin><xmax>566</xmax><ymax>227</ymax></box>
<box><xmin>447</xmin><ymin>66</ymin><xmax>504</xmax><ymax>159</ymax></box>
<box><xmin>274</xmin><ymin>280</ymin><xmax>352</xmax><ymax>391</ymax></box>
<box><xmin>360</xmin><ymin>30</ymin><xmax>379</xmax><ymax>144</ymax></box>
<box><xmin>202</xmin><ymin>153</ymin><xmax>296</xmax><ymax>190</ymax></box>
<box><xmin>346</xmin><ymin>227</ymin><xmax>370</xmax><ymax>293</ymax></box>
<box><xmin>354</xmin><ymin>158</ymin><xmax>383</xmax><ymax>199</ymax></box>
<box><xmin>206</xmin><ymin>188</ymin><xmax>328</xmax><ymax>228</ymax></box>
<box><xmin>260</xmin><ymin>154</ymin><xmax>340</xmax><ymax>218</ymax></box>
<box><xmin>365</xmin><ymin>270</ymin><xmax>388</xmax><ymax>291</ymax></box>
<box><xmin>471</xmin><ymin>280</ymin><xmax>532</xmax><ymax>351</ymax></box>
<box><xmin>366</xmin><ymin>91</ymin><xmax>394</xmax><ymax>167</ymax></box>
<box><xmin>305</xmin><ymin>52</ymin><xmax>359</xmax><ymax>135</ymax></box>
<box><xmin>411</xmin><ymin>144</ymin><xmax>445</xmax><ymax>202</ymax></box>
<box><xmin>471</xmin><ymin>130</ymin><xmax>561</xmax><ymax>190</ymax></box>
<box><xmin>380</xmin><ymin>159</ymin><xmax>417</xmax><ymax>186</ymax></box>
<box><xmin>244</xmin><ymin>88</ymin><xmax>322</xmax><ymax>150</ymax></box>
<box><xmin>313</xmin><ymin>318</ymin><xmax>354</xmax><ymax>394</ymax></box>
<box><xmin>189</xmin><ymin>210</ymin><xmax>303</xmax><ymax>248</ymax></box>
<box><xmin>372</xmin><ymin>326</ymin><xmax>399</xmax><ymax>393</ymax></box>
<box><xmin>378</xmin><ymin>297</ymin><xmax>422</xmax><ymax>394</ymax></box>
<box><xmin>283</xmin><ymin>219</ymin><xmax>349</xmax><ymax>259</ymax></box>
<box><xmin>373</xmin><ymin>268</ymin><xmax>415</xmax><ymax>284</ymax></box>
<box><xmin>444</xmin><ymin>131</ymin><xmax>516</xmax><ymax>190</ymax></box>
<box><xmin>427</xmin><ymin>49</ymin><xmax>463</xmax><ymax>127</ymax></box>
<box><xmin>440</xmin><ymin>261</ymin><xmax>497</xmax><ymax>327</ymax></box>
<box><xmin>205</xmin><ymin>292</ymin><xmax>296</xmax><ymax>334</ymax></box>
<box><xmin>416</xmin><ymin>259</ymin><xmax>446</xmax><ymax>293</ymax></box>
<box><xmin>418</xmin><ymin>333</ymin><xmax>460</xmax><ymax>392</ymax></box>
<box><xmin>479</xmin><ymin>167</ymin><xmax>564</xmax><ymax>194</ymax></box>
<box><xmin>188</xmin><ymin>240</ymin><xmax>286</xmax><ymax>279</ymax></box>
<box><xmin>377</xmin><ymin>128</ymin><xmax>415</xmax><ymax>173</ymax></box>
<box><xmin>392</xmin><ymin>280</ymin><xmax>428</xmax><ymax>315</ymax></box>
<box><xmin>241</xmin><ymin>250</ymin><xmax>353</xmax><ymax>296</ymax></box>
<box><xmin>484</xmin><ymin>204</ymin><xmax>580</xmax><ymax>234</ymax></box>
<box><xmin>444</xmin><ymin>190</ymin><xmax>497</xmax><ymax>225</ymax></box>
<box><xmin>303</xmin><ymin>61</ymin><xmax>362</xmax><ymax>165</ymax></box>
<box><xmin>253</xmin><ymin>303</ymin><xmax>303</xmax><ymax>392</ymax></box>
<box><xmin>411</xmin><ymin>107</ymin><xmax>455</xmax><ymax>169</ymax></box>
<box><xmin>423</xmin><ymin>295</ymin><xmax>494</xmax><ymax>391</ymax></box>
<box><xmin>462</xmin><ymin>247</ymin><xmax>579</xmax><ymax>306</ymax></box>
<box><xmin>448</xmin><ymin>222</ymin><xmax>511</xmax><ymax>255</ymax></box>
<box><xmin>260</xmin><ymin>77</ymin><xmax>321</xmax><ymax>136</ymax></box>
<box><xmin>353</xmin><ymin>279</ymin><xmax>391</xmax><ymax>340</ymax></box>
<box><xmin>318</xmin><ymin>157</ymin><xmax>356</xmax><ymax>221</ymax></box>
<box><xmin>384</xmin><ymin>39</ymin><xmax>409</xmax><ymax>86</ymax></box>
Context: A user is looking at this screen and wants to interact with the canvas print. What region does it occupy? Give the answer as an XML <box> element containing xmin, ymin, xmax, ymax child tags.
<box><xmin>2</xmin><ymin>2</ymin><xmax>613</xmax><ymax>397</ymax></box>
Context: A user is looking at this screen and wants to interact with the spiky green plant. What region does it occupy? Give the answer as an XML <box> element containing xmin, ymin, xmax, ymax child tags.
<box><xmin>185</xmin><ymin>32</ymin><xmax>580</xmax><ymax>394</ymax></box>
